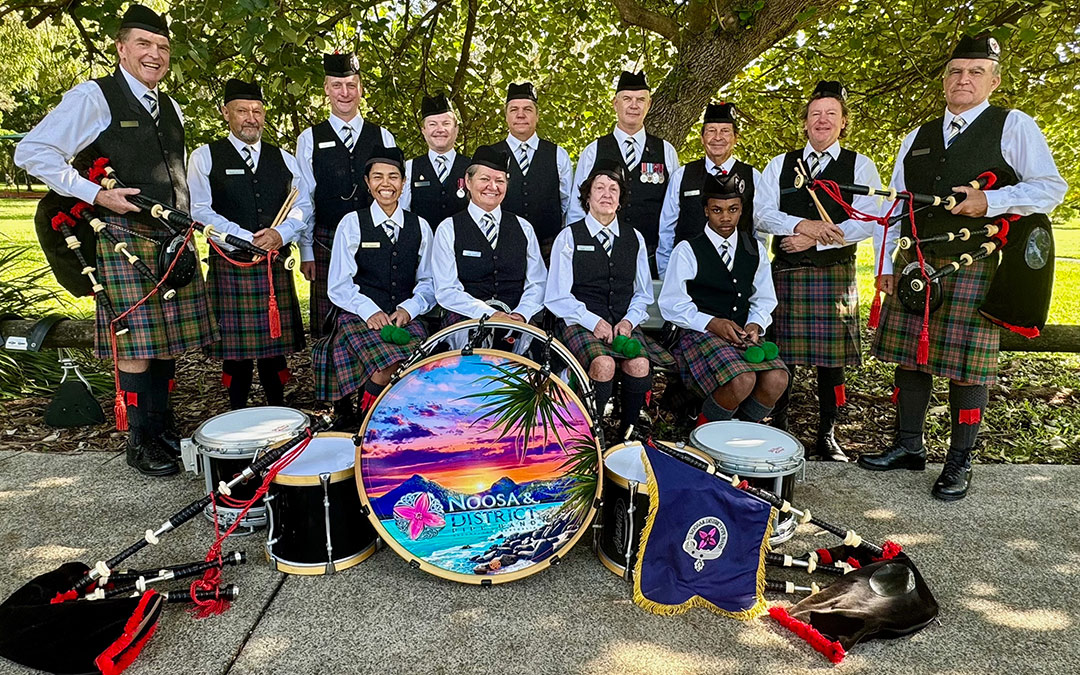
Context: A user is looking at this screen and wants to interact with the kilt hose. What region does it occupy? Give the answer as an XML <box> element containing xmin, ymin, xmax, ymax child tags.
<box><xmin>675</xmin><ymin>330</ymin><xmax>787</xmax><ymax>399</ymax></box>
<box><xmin>205</xmin><ymin>250</ymin><xmax>305</xmax><ymax>360</ymax></box>
<box><xmin>312</xmin><ymin>313</ymin><xmax>428</xmax><ymax>401</ymax></box>
<box><xmin>559</xmin><ymin>322</ymin><xmax>676</xmax><ymax>371</ymax></box>
<box><xmin>93</xmin><ymin>215</ymin><xmax>218</xmax><ymax>360</ymax></box>
<box><xmin>309</xmin><ymin>227</ymin><xmax>334</xmax><ymax>339</ymax></box>
<box><xmin>872</xmin><ymin>252</ymin><xmax>999</xmax><ymax>385</ymax></box>
<box><xmin>772</xmin><ymin>258</ymin><xmax>861</xmax><ymax>368</ymax></box>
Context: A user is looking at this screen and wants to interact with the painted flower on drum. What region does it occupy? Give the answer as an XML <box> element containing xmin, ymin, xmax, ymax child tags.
<box><xmin>393</xmin><ymin>491</ymin><xmax>446</xmax><ymax>540</ymax></box>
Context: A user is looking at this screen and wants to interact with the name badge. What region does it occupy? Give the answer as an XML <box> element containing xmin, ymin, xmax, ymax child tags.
<box><xmin>361</xmin><ymin>241</ymin><xmax>381</xmax><ymax>249</ymax></box>
<box><xmin>120</xmin><ymin>120</ymin><xmax>140</xmax><ymax>128</ymax></box>
<box><xmin>414</xmin><ymin>181</ymin><xmax>431</xmax><ymax>188</ymax></box>
<box><xmin>4</xmin><ymin>336</ymin><xmax>27</xmax><ymax>351</ymax></box>
<box><xmin>318</xmin><ymin>141</ymin><xmax>337</xmax><ymax>149</ymax></box>
<box><xmin>463</xmin><ymin>250</ymin><xmax>483</xmax><ymax>258</ymax></box>
<box><xmin>576</xmin><ymin>244</ymin><xmax>595</xmax><ymax>252</ymax></box>
<box><xmin>911</xmin><ymin>147</ymin><xmax>931</xmax><ymax>157</ymax></box>
<box><xmin>683</xmin><ymin>189</ymin><xmax>700</xmax><ymax>197</ymax></box>
<box><xmin>225</xmin><ymin>168</ymin><xmax>246</xmax><ymax>175</ymax></box>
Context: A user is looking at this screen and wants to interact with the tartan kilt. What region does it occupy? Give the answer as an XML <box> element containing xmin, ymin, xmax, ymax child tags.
<box><xmin>872</xmin><ymin>253</ymin><xmax>999</xmax><ymax>385</ymax></box>
<box><xmin>675</xmin><ymin>330</ymin><xmax>787</xmax><ymax>399</ymax></box>
<box><xmin>559</xmin><ymin>322</ymin><xmax>675</xmax><ymax>371</ymax></box>
<box><xmin>312</xmin><ymin>313</ymin><xmax>427</xmax><ymax>401</ymax></box>
<box><xmin>205</xmin><ymin>251</ymin><xmax>305</xmax><ymax>360</ymax></box>
<box><xmin>93</xmin><ymin>216</ymin><xmax>218</xmax><ymax>360</ymax></box>
<box><xmin>772</xmin><ymin>258</ymin><xmax>860</xmax><ymax>368</ymax></box>
<box><xmin>309</xmin><ymin>226</ymin><xmax>334</xmax><ymax>339</ymax></box>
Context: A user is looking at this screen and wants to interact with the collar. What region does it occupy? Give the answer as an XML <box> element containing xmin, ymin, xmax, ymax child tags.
<box><xmin>612</xmin><ymin>126</ymin><xmax>647</xmax><ymax>148</ymax></box>
<box><xmin>705</xmin><ymin>155</ymin><xmax>738</xmax><ymax>174</ymax></box>
<box><xmin>369</xmin><ymin>201</ymin><xmax>404</xmax><ymax>227</ymax></box>
<box><xmin>428</xmin><ymin>148</ymin><xmax>458</xmax><ymax>165</ymax></box>
<box><xmin>804</xmin><ymin>140</ymin><xmax>842</xmax><ymax>162</ymax></box>
<box><xmin>227</xmin><ymin>133</ymin><xmax>261</xmax><ymax>157</ymax></box>
<box><xmin>467</xmin><ymin>201</ymin><xmax>502</xmax><ymax>225</ymax></box>
<box><xmin>704</xmin><ymin>226</ymin><xmax>738</xmax><ymax>251</ymax></box>
<box><xmin>118</xmin><ymin>65</ymin><xmax>158</xmax><ymax>102</ymax></box>
<box><xmin>329</xmin><ymin>113</ymin><xmax>364</xmax><ymax>136</ymax></box>
<box><xmin>945</xmin><ymin>99</ymin><xmax>990</xmax><ymax>129</ymax></box>
<box><xmin>507</xmin><ymin>132</ymin><xmax>538</xmax><ymax>151</ymax></box>
<box><xmin>585</xmin><ymin>213</ymin><xmax>620</xmax><ymax>239</ymax></box>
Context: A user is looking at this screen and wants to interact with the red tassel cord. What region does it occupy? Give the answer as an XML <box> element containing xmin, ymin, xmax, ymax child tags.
<box><xmin>266</xmin><ymin>252</ymin><xmax>281</xmax><ymax>339</ymax></box>
<box><xmin>769</xmin><ymin>606</ymin><xmax>846</xmax><ymax>664</ymax></box>
<box><xmin>94</xmin><ymin>590</ymin><xmax>161</xmax><ymax>675</ymax></box>
<box><xmin>878</xmin><ymin>540</ymin><xmax>904</xmax><ymax>561</ymax></box>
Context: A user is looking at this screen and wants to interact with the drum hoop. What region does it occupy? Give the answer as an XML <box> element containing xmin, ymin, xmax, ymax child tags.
<box><xmin>689</xmin><ymin>422</ymin><xmax>804</xmax><ymax>475</ymax></box>
<box><xmin>355</xmin><ymin>347</ymin><xmax>603</xmax><ymax>585</ymax></box>
<box><xmin>193</xmin><ymin>407</ymin><xmax>310</xmax><ymax>454</ymax></box>
<box><xmin>271</xmin><ymin>432</ymin><xmax>356</xmax><ymax>486</ymax></box>
<box><xmin>267</xmin><ymin>541</ymin><xmax>378</xmax><ymax>576</ymax></box>
<box><xmin>602</xmin><ymin>442</ymin><xmax>715</xmax><ymax>491</ymax></box>
<box><xmin>709</xmin><ymin>455</ymin><xmax>804</xmax><ymax>478</ymax></box>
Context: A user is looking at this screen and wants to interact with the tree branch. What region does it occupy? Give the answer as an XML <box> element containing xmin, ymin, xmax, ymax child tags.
<box><xmin>396</xmin><ymin>0</ymin><xmax>452</xmax><ymax>58</ymax></box>
<box><xmin>69</xmin><ymin>9</ymin><xmax>105</xmax><ymax>66</ymax></box>
<box><xmin>449</xmin><ymin>0</ymin><xmax>477</xmax><ymax>98</ymax></box>
<box><xmin>610</xmin><ymin>0</ymin><xmax>680</xmax><ymax>44</ymax></box>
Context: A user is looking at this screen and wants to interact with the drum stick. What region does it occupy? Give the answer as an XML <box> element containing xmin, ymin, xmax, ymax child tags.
<box><xmin>270</xmin><ymin>187</ymin><xmax>299</xmax><ymax>229</ymax></box>
<box><xmin>795</xmin><ymin>160</ymin><xmax>845</xmax><ymax>246</ymax></box>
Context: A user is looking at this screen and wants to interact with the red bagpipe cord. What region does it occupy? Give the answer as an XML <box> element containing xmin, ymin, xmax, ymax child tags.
<box><xmin>768</xmin><ymin>606</ymin><xmax>847</xmax><ymax>664</ymax></box>
<box><xmin>205</xmin><ymin>237</ymin><xmax>282</xmax><ymax>339</ymax></box>
<box><xmin>191</xmin><ymin>430</ymin><xmax>314</xmax><ymax>618</ymax></box>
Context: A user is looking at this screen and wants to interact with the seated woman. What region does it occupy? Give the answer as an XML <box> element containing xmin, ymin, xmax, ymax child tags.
<box><xmin>545</xmin><ymin>159</ymin><xmax>675</xmax><ymax>435</ymax></box>
<box><xmin>659</xmin><ymin>172</ymin><xmax>788</xmax><ymax>425</ymax></box>
<box><xmin>313</xmin><ymin>147</ymin><xmax>435</xmax><ymax>425</ymax></box>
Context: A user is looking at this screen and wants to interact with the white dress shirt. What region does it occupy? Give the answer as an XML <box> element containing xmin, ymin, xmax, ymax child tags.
<box><xmin>432</xmin><ymin>202</ymin><xmax>548</xmax><ymax>321</ymax></box>
<box><xmin>874</xmin><ymin>99</ymin><xmax>1068</xmax><ymax>275</ymax></box>
<box><xmin>659</xmin><ymin>227</ymin><xmax>776</xmax><ymax>333</ymax></box>
<box><xmin>327</xmin><ymin>201</ymin><xmax>435</xmax><ymax>322</ymax></box>
<box><xmin>187</xmin><ymin>134</ymin><xmax>311</xmax><ymax>250</ymax></box>
<box><xmin>15</xmin><ymin>66</ymin><xmax>185</xmax><ymax>205</ymax></box>
<box><xmin>506</xmin><ymin>132</ymin><xmax>575</xmax><ymax>220</ymax></box>
<box><xmin>656</xmin><ymin>155</ymin><xmax>765</xmax><ymax>277</ymax></box>
<box><xmin>567</xmin><ymin>126</ymin><xmax>680</xmax><ymax>223</ymax></box>
<box><xmin>295</xmin><ymin>113</ymin><xmax>397</xmax><ymax>261</ymax></box>
<box><xmin>544</xmin><ymin>214</ymin><xmax>653</xmax><ymax>331</ymax></box>
<box><xmin>756</xmin><ymin>141</ymin><xmax>883</xmax><ymax>251</ymax></box>
<box><xmin>400</xmin><ymin>148</ymin><xmax>459</xmax><ymax>213</ymax></box>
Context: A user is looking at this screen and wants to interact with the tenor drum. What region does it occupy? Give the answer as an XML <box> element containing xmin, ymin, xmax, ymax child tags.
<box><xmin>689</xmin><ymin>421</ymin><xmax>804</xmax><ymax>545</ymax></box>
<box><xmin>193</xmin><ymin>407</ymin><xmax>309</xmax><ymax>536</ymax></box>
<box><xmin>356</xmin><ymin>344</ymin><xmax>602</xmax><ymax>584</ymax></box>
<box><xmin>265</xmin><ymin>433</ymin><xmax>378</xmax><ymax>575</ymax></box>
<box><xmin>596</xmin><ymin>442</ymin><xmax>715</xmax><ymax>580</ymax></box>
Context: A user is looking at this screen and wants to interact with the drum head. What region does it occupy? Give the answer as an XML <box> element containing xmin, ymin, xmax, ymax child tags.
<box><xmin>357</xmin><ymin>349</ymin><xmax>602</xmax><ymax>584</ymax></box>
<box><xmin>689</xmin><ymin>421</ymin><xmax>803</xmax><ymax>476</ymax></box>
<box><xmin>194</xmin><ymin>407</ymin><xmax>309</xmax><ymax>454</ymax></box>
<box><xmin>604</xmin><ymin>442</ymin><xmax>716</xmax><ymax>489</ymax></box>
<box><xmin>273</xmin><ymin>433</ymin><xmax>356</xmax><ymax>485</ymax></box>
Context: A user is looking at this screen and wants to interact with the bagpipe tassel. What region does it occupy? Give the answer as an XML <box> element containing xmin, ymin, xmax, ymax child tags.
<box><xmin>266</xmin><ymin>257</ymin><xmax>282</xmax><ymax>339</ymax></box>
<box><xmin>916</xmin><ymin>288</ymin><xmax>931</xmax><ymax>365</ymax></box>
<box><xmin>867</xmin><ymin>291</ymin><xmax>882</xmax><ymax>330</ymax></box>
<box><xmin>114</xmin><ymin>390</ymin><xmax>129</xmax><ymax>432</ymax></box>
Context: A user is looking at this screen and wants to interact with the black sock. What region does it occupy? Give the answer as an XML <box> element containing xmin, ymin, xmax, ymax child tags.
<box><xmin>770</xmin><ymin>366</ymin><xmax>794</xmax><ymax>430</ymax></box>
<box><xmin>257</xmin><ymin>356</ymin><xmax>289</xmax><ymax>406</ymax></box>
<box><xmin>591</xmin><ymin>379</ymin><xmax>613</xmax><ymax>421</ymax></box>
<box><xmin>949</xmin><ymin>382</ymin><xmax>988</xmax><ymax>451</ymax></box>
<box><xmin>619</xmin><ymin>373</ymin><xmax>651</xmax><ymax>429</ymax></box>
<box><xmin>360</xmin><ymin>378</ymin><xmax>387</xmax><ymax>412</ymax></box>
<box><xmin>333</xmin><ymin>394</ymin><xmax>354</xmax><ymax>420</ymax></box>
<box><xmin>895</xmin><ymin>368</ymin><xmax>933</xmax><ymax>453</ymax></box>
<box><xmin>222</xmin><ymin>359</ymin><xmax>254</xmax><ymax>410</ymax></box>
<box><xmin>702</xmin><ymin>394</ymin><xmax>737</xmax><ymax>422</ymax></box>
<box><xmin>816</xmin><ymin>366</ymin><xmax>845</xmax><ymax>438</ymax></box>
<box><xmin>118</xmin><ymin>370</ymin><xmax>152</xmax><ymax>443</ymax></box>
<box><xmin>738</xmin><ymin>396</ymin><xmax>774</xmax><ymax>423</ymax></box>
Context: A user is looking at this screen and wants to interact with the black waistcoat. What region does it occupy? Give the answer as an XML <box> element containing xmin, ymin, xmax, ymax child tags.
<box><xmin>773</xmin><ymin>148</ymin><xmax>858</xmax><ymax>266</ymax></box>
<box><xmin>452</xmin><ymin>210</ymin><xmax>528</xmax><ymax>308</ymax></box>
<box><xmin>677</xmin><ymin>158</ymin><xmax>756</xmax><ymax>242</ymax></box>
<box><xmin>595</xmin><ymin>133</ymin><xmax>669</xmax><ymax>251</ymax></box>
<box><xmin>409</xmin><ymin>152</ymin><xmax>470</xmax><ymax>226</ymax></box>
<box><xmin>352</xmin><ymin>209</ymin><xmax>423</xmax><ymax>314</ymax></box>
<box><xmin>74</xmin><ymin>69</ymin><xmax>187</xmax><ymax>228</ymax></box>
<box><xmin>686</xmin><ymin>231</ymin><xmax>760</xmax><ymax>327</ymax></box>
<box><xmin>207</xmin><ymin>139</ymin><xmax>291</xmax><ymax>235</ymax></box>
<box><xmin>497</xmin><ymin>138</ymin><xmax>562</xmax><ymax>242</ymax></box>
<box><xmin>311</xmin><ymin>119</ymin><xmax>387</xmax><ymax>240</ymax></box>
<box><xmin>568</xmin><ymin>219</ymin><xmax>638</xmax><ymax>325</ymax></box>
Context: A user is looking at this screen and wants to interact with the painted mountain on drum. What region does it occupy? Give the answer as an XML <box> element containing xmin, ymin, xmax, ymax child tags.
<box><xmin>369</xmin><ymin>474</ymin><xmax>572</xmax><ymax>520</ymax></box>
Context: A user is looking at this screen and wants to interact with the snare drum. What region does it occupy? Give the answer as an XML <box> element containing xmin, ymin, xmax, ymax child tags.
<box><xmin>193</xmin><ymin>407</ymin><xmax>309</xmax><ymax>536</ymax></box>
<box><xmin>689</xmin><ymin>421</ymin><xmax>804</xmax><ymax>545</ymax></box>
<box><xmin>265</xmin><ymin>433</ymin><xmax>378</xmax><ymax>575</ymax></box>
<box><xmin>596</xmin><ymin>442</ymin><xmax>715</xmax><ymax>580</ymax></box>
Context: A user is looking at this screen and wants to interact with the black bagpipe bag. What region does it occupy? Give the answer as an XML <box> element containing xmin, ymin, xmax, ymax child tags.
<box><xmin>0</xmin><ymin>562</ymin><xmax>163</xmax><ymax>675</ymax></box>
<box><xmin>979</xmin><ymin>213</ymin><xmax>1054</xmax><ymax>337</ymax></box>
<box><xmin>34</xmin><ymin>191</ymin><xmax>98</xmax><ymax>298</ymax></box>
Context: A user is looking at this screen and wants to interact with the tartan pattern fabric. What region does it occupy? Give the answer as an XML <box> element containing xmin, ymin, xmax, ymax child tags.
<box><xmin>559</xmin><ymin>322</ymin><xmax>675</xmax><ymax>370</ymax></box>
<box><xmin>205</xmin><ymin>252</ymin><xmax>305</xmax><ymax>360</ymax></box>
<box><xmin>312</xmin><ymin>313</ymin><xmax>427</xmax><ymax>401</ymax></box>
<box><xmin>93</xmin><ymin>216</ymin><xmax>218</xmax><ymax>360</ymax></box>
<box><xmin>772</xmin><ymin>259</ymin><xmax>860</xmax><ymax>368</ymax></box>
<box><xmin>872</xmin><ymin>253</ymin><xmax>999</xmax><ymax>385</ymax></box>
<box><xmin>675</xmin><ymin>330</ymin><xmax>787</xmax><ymax>398</ymax></box>
<box><xmin>309</xmin><ymin>226</ymin><xmax>334</xmax><ymax>339</ymax></box>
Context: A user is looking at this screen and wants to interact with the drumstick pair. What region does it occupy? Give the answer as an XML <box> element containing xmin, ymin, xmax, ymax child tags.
<box><xmin>270</xmin><ymin>187</ymin><xmax>299</xmax><ymax>229</ymax></box>
<box><xmin>795</xmin><ymin>159</ymin><xmax>847</xmax><ymax>247</ymax></box>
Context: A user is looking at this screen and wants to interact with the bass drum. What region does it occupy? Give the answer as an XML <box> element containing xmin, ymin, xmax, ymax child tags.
<box><xmin>356</xmin><ymin>342</ymin><xmax>601</xmax><ymax>585</ymax></box>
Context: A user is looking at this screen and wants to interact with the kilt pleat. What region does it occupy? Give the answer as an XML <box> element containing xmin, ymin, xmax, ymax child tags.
<box><xmin>872</xmin><ymin>253</ymin><xmax>999</xmax><ymax>385</ymax></box>
<box><xmin>772</xmin><ymin>259</ymin><xmax>860</xmax><ymax>368</ymax></box>
<box><xmin>559</xmin><ymin>322</ymin><xmax>675</xmax><ymax>371</ymax></box>
<box><xmin>312</xmin><ymin>313</ymin><xmax>427</xmax><ymax>401</ymax></box>
<box><xmin>93</xmin><ymin>216</ymin><xmax>218</xmax><ymax>360</ymax></box>
<box><xmin>309</xmin><ymin>228</ymin><xmax>334</xmax><ymax>339</ymax></box>
<box><xmin>205</xmin><ymin>252</ymin><xmax>305</xmax><ymax>360</ymax></box>
<box><xmin>675</xmin><ymin>330</ymin><xmax>787</xmax><ymax>398</ymax></box>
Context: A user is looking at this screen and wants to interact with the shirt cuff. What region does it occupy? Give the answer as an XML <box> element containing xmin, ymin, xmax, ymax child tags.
<box><xmin>74</xmin><ymin>179</ymin><xmax>102</xmax><ymax>207</ymax></box>
<box><xmin>689</xmin><ymin>312</ymin><xmax>712</xmax><ymax>334</ymax></box>
<box><xmin>983</xmin><ymin>192</ymin><xmax>1007</xmax><ymax>218</ymax></box>
<box><xmin>746</xmin><ymin>311</ymin><xmax>772</xmax><ymax>331</ymax></box>
<box><xmin>785</xmin><ymin>215</ymin><xmax>803</xmax><ymax>236</ymax></box>
<box><xmin>299</xmin><ymin>244</ymin><xmax>315</xmax><ymax>262</ymax></box>
<box><xmin>398</xmin><ymin>298</ymin><xmax>423</xmax><ymax>322</ymax></box>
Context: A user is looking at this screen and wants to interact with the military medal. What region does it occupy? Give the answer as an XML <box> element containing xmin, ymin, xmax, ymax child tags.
<box><xmin>456</xmin><ymin>178</ymin><xmax>466</xmax><ymax>199</ymax></box>
<box><xmin>655</xmin><ymin>163</ymin><xmax>665</xmax><ymax>184</ymax></box>
<box><xmin>640</xmin><ymin>162</ymin><xmax>650</xmax><ymax>183</ymax></box>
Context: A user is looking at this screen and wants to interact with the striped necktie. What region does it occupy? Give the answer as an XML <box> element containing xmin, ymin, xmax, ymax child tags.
<box><xmin>807</xmin><ymin>151</ymin><xmax>826</xmax><ymax>178</ymax></box>
<box><xmin>382</xmin><ymin>219</ymin><xmax>397</xmax><ymax>245</ymax></box>
<box><xmin>517</xmin><ymin>142</ymin><xmax>530</xmax><ymax>175</ymax></box>
<box><xmin>480</xmin><ymin>213</ymin><xmax>498</xmax><ymax>248</ymax></box>
<box><xmin>597</xmin><ymin>228</ymin><xmax>613</xmax><ymax>256</ymax></box>
<box><xmin>720</xmin><ymin>241</ymin><xmax>732</xmax><ymax>270</ymax></box>
<box><xmin>342</xmin><ymin>124</ymin><xmax>355</xmax><ymax>151</ymax></box>
<box><xmin>714</xmin><ymin>165</ymin><xmax>727</xmax><ymax>177</ymax></box>
<box><xmin>143</xmin><ymin>91</ymin><xmax>159</xmax><ymax>123</ymax></box>
<box><xmin>945</xmin><ymin>117</ymin><xmax>966</xmax><ymax>148</ymax></box>
<box><xmin>435</xmin><ymin>155</ymin><xmax>449</xmax><ymax>182</ymax></box>
<box><xmin>242</xmin><ymin>146</ymin><xmax>256</xmax><ymax>172</ymax></box>
<box><xmin>623</xmin><ymin>137</ymin><xmax>638</xmax><ymax>168</ymax></box>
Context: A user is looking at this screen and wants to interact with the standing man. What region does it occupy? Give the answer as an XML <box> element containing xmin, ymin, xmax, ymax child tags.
<box><xmin>756</xmin><ymin>81</ymin><xmax>884</xmax><ymax>461</ymax></box>
<box><xmin>400</xmin><ymin>94</ymin><xmax>470</xmax><ymax>227</ymax></box>
<box><xmin>493</xmin><ymin>82</ymin><xmax>574</xmax><ymax>262</ymax></box>
<box><xmin>187</xmin><ymin>79</ymin><xmax>308</xmax><ymax>409</ymax></box>
<box><xmin>15</xmin><ymin>5</ymin><xmax>217</xmax><ymax>476</ymax></box>
<box><xmin>656</xmin><ymin>102</ymin><xmax>761</xmax><ymax>277</ymax></box>
<box><xmin>569</xmin><ymin>71</ymin><xmax>679</xmax><ymax>276</ymax></box>
<box><xmin>296</xmin><ymin>52</ymin><xmax>395</xmax><ymax>339</ymax></box>
<box><xmin>861</xmin><ymin>36</ymin><xmax>1066</xmax><ymax>501</ymax></box>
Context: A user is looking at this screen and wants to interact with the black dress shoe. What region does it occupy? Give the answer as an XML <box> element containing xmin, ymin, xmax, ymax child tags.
<box><xmin>932</xmin><ymin>448</ymin><xmax>972</xmax><ymax>501</ymax></box>
<box><xmin>813</xmin><ymin>432</ymin><xmax>850</xmax><ymax>462</ymax></box>
<box><xmin>150</xmin><ymin>410</ymin><xmax>182</xmax><ymax>458</ymax></box>
<box><xmin>858</xmin><ymin>446</ymin><xmax>927</xmax><ymax>472</ymax></box>
<box><xmin>126</xmin><ymin>437</ymin><xmax>179</xmax><ymax>477</ymax></box>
